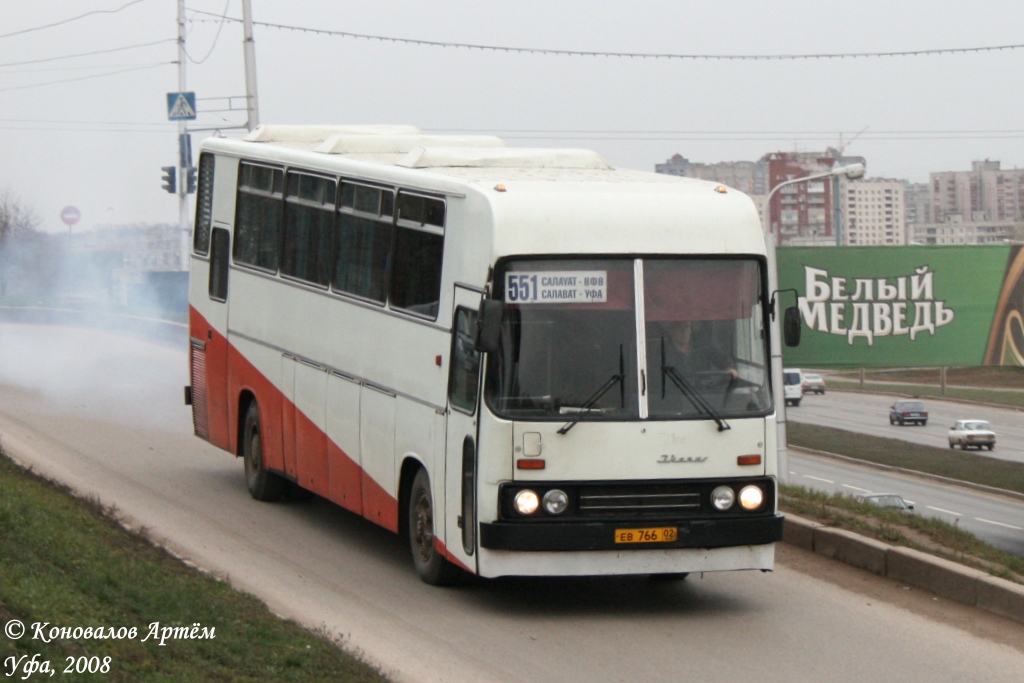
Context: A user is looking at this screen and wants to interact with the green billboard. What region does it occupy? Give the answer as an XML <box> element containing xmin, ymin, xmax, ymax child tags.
<box><xmin>777</xmin><ymin>245</ymin><xmax>1024</xmax><ymax>367</ymax></box>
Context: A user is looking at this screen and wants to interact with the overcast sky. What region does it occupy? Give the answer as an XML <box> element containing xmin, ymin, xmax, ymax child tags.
<box><xmin>2</xmin><ymin>0</ymin><xmax>1023</xmax><ymax>233</ymax></box>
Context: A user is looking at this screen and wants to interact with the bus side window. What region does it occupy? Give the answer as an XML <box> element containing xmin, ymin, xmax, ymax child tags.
<box><xmin>208</xmin><ymin>227</ymin><xmax>230</xmax><ymax>302</ymax></box>
<box><xmin>193</xmin><ymin>152</ymin><xmax>215</xmax><ymax>255</ymax></box>
<box><xmin>234</xmin><ymin>162</ymin><xmax>283</xmax><ymax>272</ymax></box>
<box><xmin>448</xmin><ymin>307</ymin><xmax>481</xmax><ymax>413</ymax></box>
<box><xmin>281</xmin><ymin>172</ymin><xmax>335</xmax><ymax>287</ymax></box>
<box><xmin>391</xmin><ymin>193</ymin><xmax>445</xmax><ymax>318</ymax></box>
<box><xmin>333</xmin><ymin>184</ymin><xmax>392</xmax><ymax>304</ymax></box>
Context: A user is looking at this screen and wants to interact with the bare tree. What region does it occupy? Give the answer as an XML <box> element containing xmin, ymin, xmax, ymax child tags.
<box><xmin>0</xmin><ymin>190</ymin><xmax>40</xmax><ymax>240</ymax></box>
<box><xmin>0</xmin><ymin>190</ymin><xmax>44</xmax><ymax>298</ymax></box>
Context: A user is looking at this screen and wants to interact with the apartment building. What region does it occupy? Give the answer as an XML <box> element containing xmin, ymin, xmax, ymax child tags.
<box><xmin>653</xmin><ymin>151</ymin><xmax>1024</xmax><ymax>248</ymax></box>
<box><xmin>932</xmin><ymin>160</ymin><xmax>1024</xmax><ymax>223</ymax></box>
<box><xmin>914</xmin><ymin>160</ymin><xmax>1024</xmax><ymax>245</ymax></box>
<box><xmin>842</xmin><ymin>178</ymin><xmax>906</xmax><ymax>245</ymax></box>
<box><xmin>655</xmin><ymin>154</ymin><xmax>768</xmax><ymax>195</ymax></box>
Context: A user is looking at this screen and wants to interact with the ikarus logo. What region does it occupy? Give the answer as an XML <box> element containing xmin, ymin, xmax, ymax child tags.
<box><xmin>798</xmin><ymin>265</ymin><xmax>955</xmax><ymax>346</ymax></box>
<box><xmin>657</xmin><ymin>454</ymin><xmax>708</xmax><ymax>464</ymax></box>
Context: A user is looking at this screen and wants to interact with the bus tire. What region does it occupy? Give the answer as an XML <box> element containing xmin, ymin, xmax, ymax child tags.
<box><xmin>408</xmin><ymin>467</ymin><xmax>460</xmax><ymax>586</ymax></box>
<box><xmin>242</xmin><ymin>402</ymin><xmax>286</xmax><ymax>502</ymax></box>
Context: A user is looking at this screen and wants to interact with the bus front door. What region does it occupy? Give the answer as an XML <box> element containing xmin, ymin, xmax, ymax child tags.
<box><xmin>444</xmin><ymin>288</ymin><xmax>483</xmax><ymax>573</ymax></box>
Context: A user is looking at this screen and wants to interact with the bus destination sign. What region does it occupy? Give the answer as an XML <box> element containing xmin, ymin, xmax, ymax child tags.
<box><xmin>505</xmin><ymin>271</ymin><xmax>608</xmax><ymax>304</ymax></box>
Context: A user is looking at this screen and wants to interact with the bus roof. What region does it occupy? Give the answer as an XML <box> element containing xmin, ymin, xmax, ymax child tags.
<box><xmin>201</xmin><ymin>125</ymin><xmax>767</xmax><ymax>257</ymax></box>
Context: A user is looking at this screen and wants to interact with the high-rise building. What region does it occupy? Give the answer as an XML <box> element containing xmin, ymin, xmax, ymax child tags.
<box><xmin>910</xmin><ymin>160</ymin><xmax>1024</xmax><ymax>245</ymax></box>
<box><xmin>903</xmin><ymin>182</ymin><xmax>932</xmax><ymax>230</ymax></box>
<box><xmin>762</xmin><ymin>150</ymin><xmax>865</xmax><ymax>246</ymax></box>
<box><xmin>842</xmin><ymin>178</ymin><xmax>906</xmax><ymax>246</ymax></box>
<box><xmin>654</xmin><ymin>154</ymin><xmax>768</xmax><ymax>195</ymax></box>
<box><xmin>931</xmin><ymin>160</ymin><xmax>1024</xmax><ymax>223</ymax></box>
<box><xmin>656</xmin><ymin>148</ymin><xmax>865</xmax><ymax>246</ymax></box>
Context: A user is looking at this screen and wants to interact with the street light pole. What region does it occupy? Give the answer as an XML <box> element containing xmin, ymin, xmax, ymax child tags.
<box><xmin>242</xmin><ymin>0</ymin><xmax>260</xmax><ymax>132</ymax></box>
<box><xmin>762</xmin><ymin>162</ymin><xmax>864</xmax><ymax>484</ymax></box>
<box><xmin>762</xmin><ymin>163</ymin><xmax>865</xmax><ymax>242</ymax></box>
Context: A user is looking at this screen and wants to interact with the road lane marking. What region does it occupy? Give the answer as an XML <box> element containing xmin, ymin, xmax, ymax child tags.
<box><xmin>841</xmin><ymin>484</ymin><xmax>871</xmax><ymax>493</ymax></box>
<box><xmin>974</xmin><ymin>518</ymin><xmax>1024</xmax><ymax>531</ymax></box>
<box><xmin>803</xmin><ymin>475</ymin><xmax>834</xmax><ymax>484</ymax></box>
<box><xmin>927</xmin><ymin>506</ymin><xmax>963</xmax><ymax>516</ymax></box>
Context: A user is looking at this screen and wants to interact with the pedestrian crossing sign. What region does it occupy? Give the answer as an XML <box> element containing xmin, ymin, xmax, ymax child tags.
<box><xmin>167</xmin><ymin>92</ymin><xmax>197</xmax><ymax>121</ymax></box>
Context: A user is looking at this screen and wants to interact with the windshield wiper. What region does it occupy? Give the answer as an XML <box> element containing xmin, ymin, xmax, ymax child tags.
<box><xmin>660</xmin><ymin>338</ymin><xmax>730</xmax><ymax>432</ymax></box>
<box><xmin>558</xmin><ymin>346</ymin><xmax>625</xmax><ymax>435</ymax></box>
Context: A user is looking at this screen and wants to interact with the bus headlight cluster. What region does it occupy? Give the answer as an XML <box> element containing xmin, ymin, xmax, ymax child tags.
<box><xmin>514</xmin><ymin>490</ymin><xmax>540</xmax><ymax>515</ymax></box>
<box><xmin>542</xmin><ymin>489</ymin><xmax>569</xmax><ymax>515</ymax></box>
<box><xmin>738</xmin><ymin>485</ymin><xmax>764</xmax><ymax>510</ymax></box>
<box><xmin>710</xmin><ymin>484</ymin><xmax>765</xmax><ymax>511</ymax></box>
<box><xmin>711</xmin><ymin>486</ymin><xmax>736</xmax><ymax>511</ymax></box>
<box><xmin>513</xmin><ymin>488</ymin><xmax>570</xmax><ymax>516</ymax></box>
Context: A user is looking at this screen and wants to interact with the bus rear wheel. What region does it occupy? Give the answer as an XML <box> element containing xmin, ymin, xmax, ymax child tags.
<box><xmin>408</xmin><ymin>468</ymin><xmax>460</xmax><ymax>586</ymax></box>
<box><xmin>243</xmin><ymin>402</ymin><xmax>286</xmax><ymax>502</ymax></box>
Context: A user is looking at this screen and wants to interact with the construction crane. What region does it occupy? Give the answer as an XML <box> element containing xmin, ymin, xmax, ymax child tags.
<box><xmin>836</xmin><ymin>126</ymin><xmax>869</xmax><ymax>154</ymax></box>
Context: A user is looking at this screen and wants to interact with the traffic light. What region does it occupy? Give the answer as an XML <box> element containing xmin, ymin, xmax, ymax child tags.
<box><xmin>161</xmin><ymin>166</ymin><xmax>177</xmax><ymax>194</ymax></box>
<box><xmin>186</xmin><ymin>166</ymin><xmax>196</xmax><ymax>194</ymax></box>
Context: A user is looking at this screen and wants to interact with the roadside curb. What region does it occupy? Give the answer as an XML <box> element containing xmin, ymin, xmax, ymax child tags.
<box><xmin>784</xmin><ymin>514</ymin><xmax>1024</xmax><ymax>625</ymax></box>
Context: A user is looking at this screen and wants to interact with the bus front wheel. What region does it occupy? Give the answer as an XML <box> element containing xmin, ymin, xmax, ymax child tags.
<box><xmin>408</xmin><ymin>468</ymin><xmax>460</xmax><ymax>586</ymax></box>
<box><xmin>242</xmin><ymin>402</ymin><xmax>286</xmax><ymax>502</ymax></box>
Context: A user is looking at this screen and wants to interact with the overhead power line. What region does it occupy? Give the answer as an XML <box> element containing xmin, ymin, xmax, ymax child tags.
<box><xmin>0</xmin><ymin>63</ymin><xmax>171</xmax><ymax>94</ymax></box>
<box><xmin>0</xmin><ymin>0</ymin><xmax>152</xmax><ymax>41</ymax></box>
<box><xmin>184</xmin><ymin>0</ymin><xmax>232</xmax><ymax>65</ymax></box>
<box><xmin>188</xmin><ymin>10</ymin><xmax>1024</xmax><ymax>61</ymax></box>
<box><xmin>0</xmin><ymin>39</ymin><xmax>174</xmax><ymax>69</ymax></box>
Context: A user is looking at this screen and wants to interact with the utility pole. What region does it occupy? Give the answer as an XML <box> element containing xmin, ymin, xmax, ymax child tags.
<box><xmin>242</xmin><ymin>0</ymin><xmax>259</xmax><ymax>131</ymax></box>
<box><xmin>177</xmin><ymin>0</ymin><xmax>190</xmax><ymax>270</ymax></box>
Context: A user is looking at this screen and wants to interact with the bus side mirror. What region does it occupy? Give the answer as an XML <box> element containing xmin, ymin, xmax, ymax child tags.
<box><xmin>476</xmin><ymin>299</ymin><xmax>503</xmax><ymax>353</ymax></box>
<box><xmin>783</xmin><ymin>306</ymin><xmax>802</xmax><ymax>347</ymax></box>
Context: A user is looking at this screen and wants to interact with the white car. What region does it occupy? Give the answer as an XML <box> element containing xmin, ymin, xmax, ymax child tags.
<box><xmin>859</xmin><ymin>493</ymin><xmax>914</xmax><ymax>513</ymax></box>
<box><xmin>948</xmin><ymin>420</ymin><xmax>996</xmax><ymax>451</ymax></box>
<box><xmin>783</xmin><ymin>368</ymin><xmax>804</xmax><ymax>407</ymax></box>
<box><xmin>802</xmin><ymin>373</ymin><xmax>826</xmax><ymax>394</ymax></box>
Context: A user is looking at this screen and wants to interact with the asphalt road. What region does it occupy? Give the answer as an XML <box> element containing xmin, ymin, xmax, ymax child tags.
<box><xmin>1</xmin><ymin>322</ymin><xmax>1023</xmax><ymax>682</ymax></box>
<box><xmin>789</xmin><ymin>389</ymin><xmax>1024</xmax><ymax>462</ymax></box>
<box><xmin>787</xmin><ymin>450</ymin><xmax>1024</xmax><ymax>556</ymax></box>
<box><xmin>786</xmin><ymin>389</ymin><xmax>1024</xmax><ymax>556</ymax></box>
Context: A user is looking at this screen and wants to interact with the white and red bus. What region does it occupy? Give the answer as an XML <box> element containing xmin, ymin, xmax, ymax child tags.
<box><xmin>186</xmin><ymin>125</ymin><xmax>796</xmax><ymax>584</ymax></box>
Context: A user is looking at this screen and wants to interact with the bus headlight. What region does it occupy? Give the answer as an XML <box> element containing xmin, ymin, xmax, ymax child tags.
<box><xmin>711</xmin><ymin>486</ymin><xmax>735</xmax><ymax>511</ymax></box>
<box><xmin>542</xmin><ymin>489</ymin><xmax>569</xmax><ymax>515</ymax></box>
<box><xmin>514</xmin><ymin>489</ymin><xmax>540</xmax><ymax>515</ymax></box>
<box><xmin>739</xmin><ymin>485</ymin><xmax>764</xmax><ymax>510</ymax></box>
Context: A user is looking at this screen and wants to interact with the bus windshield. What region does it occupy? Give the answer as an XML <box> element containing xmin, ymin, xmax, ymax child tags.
<box><xmin>485</xmin><ymin>257</ymin><xmax>772</xmax><ymax>422</ymax></box>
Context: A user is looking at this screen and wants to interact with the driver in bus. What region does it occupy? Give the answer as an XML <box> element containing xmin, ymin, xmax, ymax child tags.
<box><xmin>660</xmin><ymin>320</ymin><xmax>738</xmax><ymax>380</ymax></box>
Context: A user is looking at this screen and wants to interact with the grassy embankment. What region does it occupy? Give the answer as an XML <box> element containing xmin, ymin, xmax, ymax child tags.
<box><xmin>784</xmin><ymin>366</ymin><xmax>1024</xmax><ymax>583</ymax></box>
<box><xmin>0</xmin><ymin>453</ymin><xmax>389</xmax><ymax>683</ymax></box>
<box><xmin>825</xmin><ymin>365</ymin><xmax>1024</xmax><ymax>409</ymax></box>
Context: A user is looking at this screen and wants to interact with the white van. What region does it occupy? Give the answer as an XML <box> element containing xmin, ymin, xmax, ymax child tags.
<box><xmin>783</xmin><ymin>368</ymin><xmax>804</xmax><ymax>407</ymax></box>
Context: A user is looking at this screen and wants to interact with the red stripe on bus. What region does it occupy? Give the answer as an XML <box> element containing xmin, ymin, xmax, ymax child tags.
<box><xmin>188</xmin><ymin>306</ymin><xmax>400</xmax><ymax>533</ymax></box>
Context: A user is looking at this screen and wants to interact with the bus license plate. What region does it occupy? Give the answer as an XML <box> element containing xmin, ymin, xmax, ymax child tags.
<box><xmin>614</xmin><ymin>527</ymin><xmax>678</xmax><ymax>544</ymax></box>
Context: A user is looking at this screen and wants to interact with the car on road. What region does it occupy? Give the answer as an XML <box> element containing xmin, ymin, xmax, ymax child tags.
<box><xmin>859</xmin><ymin>493</ymin><xmax>914</xmax><ymax>512</ymax></box>
<box><xmin>889</xmin><ymin>399</ymin><xmax>928</xmax><ymax>426</ymax></box>
<box><xmin>802</xmin><ymin>373</ymin><xmax>826</xmax><ymax>394</ymax></box>
<box><xmin>948</xmin><ymin>419</ymin><xmax>996</xmax><ymax>451</ymax></box>
<box><xmin>783</xmin><ymin>368</ymin><xmax>804</xmax><ymax>407</ymax></box>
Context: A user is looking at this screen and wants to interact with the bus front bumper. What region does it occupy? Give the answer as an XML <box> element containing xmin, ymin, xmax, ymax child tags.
<box><xmin>480</xmin><ymin>514</ymin><xmax>784</xmax><ymax>552</ymax></box>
